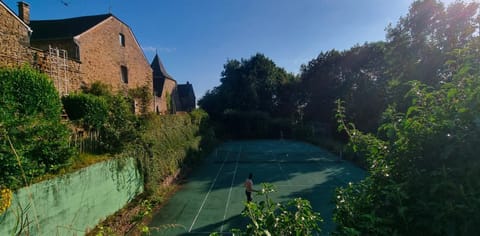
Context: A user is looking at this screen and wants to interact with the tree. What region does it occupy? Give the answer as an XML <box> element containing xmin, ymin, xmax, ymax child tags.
<box><xmin>300</xmin><ymin>50</ymin><xmax>344</xmax><ymax>126</ymax></box>
<box><xmin>385</xmin><ymin>0</ymin><xmax>479</xmax><ymax>109</ymax></box>
<box><xmin>199</xmin><ymin>53</ymin><xmax>296</xmax><ymax>117</ymax></box>
<box><xmin>198</xmin><ymin>53</ymin><xmax>299</xmax><ymax>138</ymax></box>
<box><xmin>333</xmin><ymin>30</ymin><xmax>480</xmax><ymax>236</ymax></box>
<box><xmin>300</xmin><ymin>42</ymin><xmax>388</xmax><ymax>133</ymax></box>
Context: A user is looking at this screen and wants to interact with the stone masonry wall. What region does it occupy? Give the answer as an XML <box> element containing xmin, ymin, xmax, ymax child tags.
<box><xmin>0</xmin><ymin>4</ymin><xmax>31</xmax><ymax>67</ymax></box>
<box><xmin>156</xmin><ymin>78</ymin><xmax>177</xmax><ymax>114</ymax></box>
<box><xmin>76</xmin><ymin>17</ymin><xmax>153</xmax><ymax>100</ymax></box>
<box><xmin>31</xmin><ymin>39</ymin><xmax>79</xmax><ymax>60</ymax></box>
<box><xmin>31</xmin><ymin>48</ymin><xmax>82</xmax><ymax>96</ymax></box>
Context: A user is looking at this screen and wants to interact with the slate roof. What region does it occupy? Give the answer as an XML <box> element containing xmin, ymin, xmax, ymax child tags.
<box><xmin>177</xmin><ymin>82</ymin><xmax>196</xmax><ymax>111</ymax></box>
<box><xmin>177</xmin><ymin>83</ymin><xmax>194</xmax><ymax>98</ymax></box>
<box><xmin>151</xmin><ymin>53</ymin><xmax>175</xmax><ymax>97</ymax></box>
<box><xmin>30</xmin><ymin>14</ymin><xmax>112</xmax><ymax>41</ymax></box>
<box><xmin>151</xmin><ymin>53</ymin><xmax>173</xmax><ymax>80</ymax></box>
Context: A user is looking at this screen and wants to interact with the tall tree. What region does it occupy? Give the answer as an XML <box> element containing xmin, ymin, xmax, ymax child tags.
<box><xmin>385</xmin><ymin>0</ymin><xmax>479</xmax><ymax>109</ymax></box>
<box><xmin>300</xmin><ymin>42</ymin><xmax>388</xmax><ymax>133</ymax></box>
<box><xmin>199</xmin><ymin>53</ymin><xmax>295</xmax><ymax>118</ymax></box>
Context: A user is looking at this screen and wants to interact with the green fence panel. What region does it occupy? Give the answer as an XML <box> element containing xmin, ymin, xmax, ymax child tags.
<box><xmin>0</xmin><ymin>157</ymin><xmax>143</xmax><ymax>235</ymax></box>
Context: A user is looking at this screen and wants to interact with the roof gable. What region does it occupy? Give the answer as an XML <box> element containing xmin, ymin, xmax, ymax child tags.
<box><xmin>30</xmin><ymin>14</ymin><xmax>112</xmax><ymax>41</ymax></box>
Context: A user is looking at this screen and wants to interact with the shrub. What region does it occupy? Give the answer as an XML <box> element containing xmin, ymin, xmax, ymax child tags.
<box><xmin>333</xmin><ymin>75</ymin><xmax>480</xmax><ymax>235</ymax></box>
<box><xmin>98</xmin><ymin>94</ymin><xmax>139</xmax><ymax>153</ymax></box>
<box><xmin>62</xmin><ymin>93</ymin><xmax>109</xmax><ymax>130</ymax></box>
<box><xmin>62</xmin><ymin>83</ymin><xmax>140</xmax><ymax>154</ymax></box>
<box><xmin>0</xmin><ymin>66</ymin><xmax>74</xmax><ymax>189</ymax></box>
<box><xmin>213</xmin><ymin>183</ymin><xmax>323</xmax><ymax>236</ymax></box>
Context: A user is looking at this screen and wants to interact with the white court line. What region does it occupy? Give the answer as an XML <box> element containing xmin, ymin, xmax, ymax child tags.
<box><xmin>188</xmin><ymin>149</ymin><xmax>228</xmax><ymax>232</ymax></box>
<box><xmin>220</xmin><ymin>146</ymin><xmax>241</xmax><ymax>233</ymax></box>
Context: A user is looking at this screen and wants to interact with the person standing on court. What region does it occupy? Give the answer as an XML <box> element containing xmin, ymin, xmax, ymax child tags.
<box><xmin>244</xmin><ymin>173</ymin><xmax>255</xmax><ymax>202</ymax></box>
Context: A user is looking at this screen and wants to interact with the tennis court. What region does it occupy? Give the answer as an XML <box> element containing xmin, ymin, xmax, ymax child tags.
<box><xmin>149</xmin><ymin>140</ymin><xmax>365</xmax><ymax>235</ymax></box>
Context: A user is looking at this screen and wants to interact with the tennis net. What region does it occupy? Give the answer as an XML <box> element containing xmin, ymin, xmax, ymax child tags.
<box><xmin>212</xmin><ymin>149</ymin><xmax>340</xmax><ymax>164</ymax></box>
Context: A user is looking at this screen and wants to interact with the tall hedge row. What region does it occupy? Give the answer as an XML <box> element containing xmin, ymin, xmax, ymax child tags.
<box><xmin>132</xmin><ymin>110</ymin><xmax>215</xmax><ymax>195</ymax></box>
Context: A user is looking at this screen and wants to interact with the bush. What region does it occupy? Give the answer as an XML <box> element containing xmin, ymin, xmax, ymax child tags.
<box><xmin>62</xmin><ymin>93</ymin><xmax>108</xmax><ymax>130</ymax></box>
<box><xmin>0</xmin><ymin>66</ymin><xmax>74</xmax><ymax>189</ymax></box>
<box><xmin>98</xmin><ymin>94</ymin><xmax>139</xmax><ymax>153</ymax></box>
<box><xmin>62</xmin><ymin>84</ymin><xmax>140</xmax><ymax>154</ymax></box>
<box><xmin>213</xmin><ymin>183</ymin><xmax>323</xmax><ymax>236</ymax></box>
<box><xmin>333</xmin><ymin>75</ymin><xmax>480</xmax><ymax>235</ymax></box>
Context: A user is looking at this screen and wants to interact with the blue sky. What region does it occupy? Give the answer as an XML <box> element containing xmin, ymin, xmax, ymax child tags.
<box><xmin>4</xmin><ymin>0</ymin><xmax>458</xmax><ymax>99</ymax></box>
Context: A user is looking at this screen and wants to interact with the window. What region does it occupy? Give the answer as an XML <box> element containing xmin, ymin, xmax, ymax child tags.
<box><xmin>119</xmin><ymin>33</ymin><xmax>125</xmax><ymax>47</ymax></box>
<box><xmin>120</xmin><ymin>66</ymin><xmax>128</xmax><ymax>83</ymax></box>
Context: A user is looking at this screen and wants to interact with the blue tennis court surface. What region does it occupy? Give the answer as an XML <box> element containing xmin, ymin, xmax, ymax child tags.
<box><xmin>149</xmin><ymin>140</ymin><xmax>365</xmax><ymax>235</ymax></box>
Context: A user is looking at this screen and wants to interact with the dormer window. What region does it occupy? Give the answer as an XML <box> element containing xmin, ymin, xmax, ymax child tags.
<box><xmin>119</xmin><ymin>33</ymin><xmax>125</xmax><ymax>47</ymax></box>
<box><xmin>121</xmin><ymin>66</ymin><xmax>128</xmax><ymax>83</ymax></box>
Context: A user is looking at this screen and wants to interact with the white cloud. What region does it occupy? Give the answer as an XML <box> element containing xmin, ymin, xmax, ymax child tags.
<box><xmin>142</xmin><ymin>46</ymin><xmax>156</xmax><ymax>52</ymax></box>
<box><xmin>158</xmin><ymin>47</ymin><xmax>177</xmax><ymax>53</ymax></box>
<box><xmin>142</xmin><ymin>46</ymin><xmax>177</xmax><ymax>53</ymax></box>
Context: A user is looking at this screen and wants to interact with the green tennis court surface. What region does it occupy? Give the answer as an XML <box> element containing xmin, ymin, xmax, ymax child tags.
<box><xmin>149</xmin><ymin>140</ymin><xmax>365</xmax><ymax>235</ymax></box>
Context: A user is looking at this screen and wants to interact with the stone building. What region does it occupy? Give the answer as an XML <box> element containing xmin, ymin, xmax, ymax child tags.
<box><xmin>29</xmin><ymin>13</ymin><xmax>153</xmax><ymax>111</ymax></box>
<box><xmin>1</xmin><ymin>2</ymin><xmax>198</xmax><ymax>115</ymax></box>
<box><xmin>0</xmin><ymin>2</ymin><xmax>154</xmax><ymax>113</ymax></box>
<box><xmin>151</xmin><ymin>53</ymin><xmax>179</xmax><ymax>114</ymax></box>
<box><xmin>0</xmin><ymin>1</ymin><xmax>31</xmax><ymax>67</ymax></box>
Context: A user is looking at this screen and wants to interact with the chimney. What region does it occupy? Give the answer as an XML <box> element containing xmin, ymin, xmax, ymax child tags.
<box><xmin>17</xmin><ymin>2</ymin><xmax>30</xmax><ymax>24</ymax></box>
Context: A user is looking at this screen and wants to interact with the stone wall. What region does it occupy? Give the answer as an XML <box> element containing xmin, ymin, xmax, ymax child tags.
<box><xmin>30</xmin><ymin>48</ymin><xmax>83</xmax><ymax>96</ymax></box>
<box><xmin>76</xmin><ymin>17</ymin><xmax>153</xmax><ymax>98</ymax></box>
<box><xmin>31</xmin><ymin>39</ymin><xmax>79</xmax><ymax>60</ymax></box>
<box><xmin>0</xmin><ymin>3</ymin><xmax>31</xmax><ymax>67</ymax></box>
<box><xmin>156</xmin><ymin>78</ymin><xmax>177</xmax><ymax>114</ymax></box>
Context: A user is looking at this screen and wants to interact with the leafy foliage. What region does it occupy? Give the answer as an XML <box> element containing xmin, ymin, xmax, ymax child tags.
<box><xmin>129</xmin><ymin>85</ymin><xmax>152</xmax><ymax>114</ymax></box>
<box><xmin>62</xmin><ymin>93</ymin><xmax>109</xmax><ymax>130</ymax></box>
<box><xmin>198</xmin><ymin>53</ymin><xmax>300</xmax><ymax>139</ymax></box>
<box><xmin>0</xmin><ymin>66</ymin><xmax>74</xmax><ymax>189</ymax></box>
<box><xmin>334</xmin><ymin>62</ymin><xmax>480</xmax><ymax>234</ymax></box>
<box><xmin>300</xmin><ymin>42</ymin><xmax>389</xmax><ymax>133</ymax></box>
<box><xmin>219</xmin><ymin>183</ymin><xmax>322</xmax><ymax>236</ymax></box>
<box><xmin>98</xmin><ymin>94</ymin><xmax>139</xmax><ymax>153</ymax></box>
<box><xmin>330</xmin><ymin>3</ymin><xmax>480</xmax><ymax>234</ymax></box>
<box><xmin>132</xmin><ymin>110</ymin><xmax>215</xmax><ymax>196</ymax></box>
<box><xmin>62</xmin><ymin>83</ymin><xmax>140</xmax><ymax>154</ymax></box>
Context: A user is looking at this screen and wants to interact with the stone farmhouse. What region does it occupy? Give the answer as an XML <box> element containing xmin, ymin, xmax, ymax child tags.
<box><xmin>0</xmin><ymin>1</ymin><xmax>32</xmax><ymax>66</ymax></box>
<box><xmin>0</xmin><ymin>1</ymin><xmax>195</xmax><ymax>114</ymax></box>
